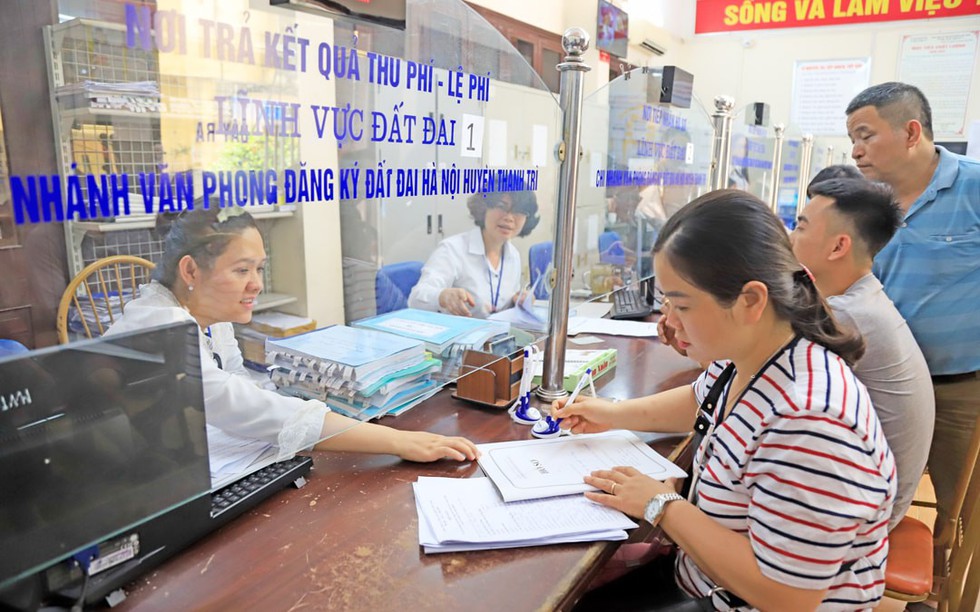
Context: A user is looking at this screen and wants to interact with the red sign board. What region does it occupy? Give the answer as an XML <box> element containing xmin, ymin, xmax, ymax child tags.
<box><xmin>696</xmin><ymin>0</ymin><xmax>980</xmax><ymax>33</ymax></box>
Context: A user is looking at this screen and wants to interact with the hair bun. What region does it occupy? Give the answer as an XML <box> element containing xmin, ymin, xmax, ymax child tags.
<box><xmin>155</xmin><ymin>212</ymin><xmax>182</xmax><ymax>240</ymax></box>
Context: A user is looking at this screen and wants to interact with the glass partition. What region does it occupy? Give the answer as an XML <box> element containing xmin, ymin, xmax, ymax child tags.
<box><xmin>778</xmin><ymin>125</ymin><xmax>805</xmax><ymax>228</ymax></box>
<box><xmin>810</xmin><ymin>138</ymin><xmax>837</xmax><ymax>182</ymax></box>
<box><xmin>729</xmin><ymin>119</ymin><xmax>774</xmax><ymax>203</ymax></box>
<box><xmin>335</xmin><ymin>0</ymin><xmax>562</xmax><ymax>334</ymax></box>
<box><xmin>40</xmin><ymin>0</ymin><xmax>561</xmax><ymax>385</ymax></box>
<box><xmin>574</xmin><ymin>68</ymin><xmax>714</xmax><ymax>302</ymax></box>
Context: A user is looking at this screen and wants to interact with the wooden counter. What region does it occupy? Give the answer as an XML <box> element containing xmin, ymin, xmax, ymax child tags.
<box><xmin>119</xmin><ymin>335</ymin><xmax>701</xmax><ymax>611</ymax></box>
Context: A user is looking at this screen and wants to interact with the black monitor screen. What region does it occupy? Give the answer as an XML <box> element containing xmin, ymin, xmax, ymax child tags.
<box><xmin>597</xmin><ymin>0</ymin><xmax>629</xmax><ymax>59</ymax></box>
<box><xmin>0</xmin><ymin>322</ymin><xmax>210</xmax><ymax>587</ymax></box>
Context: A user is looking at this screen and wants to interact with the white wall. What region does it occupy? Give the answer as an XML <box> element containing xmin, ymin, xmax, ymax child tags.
<box><xmin>467</xmin><ymin>0</ymin><xmax>567</xmax><ymax>35</ymax></box>
<box><xmin>674</xmin><ymin>16</ymin><xmax>980</xmax><ymax>158</ymax></box>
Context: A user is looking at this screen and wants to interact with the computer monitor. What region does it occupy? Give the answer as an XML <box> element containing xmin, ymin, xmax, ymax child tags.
<box><xmin>0</xmin><ymin>322</ymin><xmax>210</xmax><ymax>591</ymax></box>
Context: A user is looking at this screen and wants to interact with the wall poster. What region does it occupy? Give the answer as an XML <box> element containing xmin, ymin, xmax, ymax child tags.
<box><xmin>790</xmin><ymin>58</ymin><xmax>871</xmax><ymax>136</ymax></box>
<box><xmin>898</xmin><ymin>31</ymin><xmax>979</xmax><ymax>137</ymax></box>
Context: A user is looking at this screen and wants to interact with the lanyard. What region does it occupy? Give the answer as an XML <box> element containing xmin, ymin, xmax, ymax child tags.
<box><xmin>487</xmin><ymin>248</ymin><xmax>504</xmax><ymax>313</ymax></box>
<box><xmin>204</xmin><ymin>326</ymin><xmax>223</xmax><ymax>370</ymax></box>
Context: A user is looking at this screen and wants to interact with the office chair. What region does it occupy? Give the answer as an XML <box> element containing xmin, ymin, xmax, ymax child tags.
<box><xmin>375</xmin><ymin>260</ymin><xmax>423</xmax><ymax>315</ymax></box>
<box><xmin>0</xmin><ymin>339</ymin><xmax>29</xmax><ymax>356</ymax></box>
<box><xmin>57</xmin><ymin>256</ymin><xmax>156</xmax><ymax>344</ymax></box>
<box><xmin>598</xmin><ymin>230</ymin><xmax>626</xmax><ymax>265</ymax></box>
<box><xmin>528</xmin><ymin>241</ymin><xmax>553</xmax><ymax>300</ymax></box>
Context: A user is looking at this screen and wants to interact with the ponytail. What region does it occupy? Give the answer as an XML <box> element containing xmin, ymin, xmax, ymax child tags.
<box><xmin>783</xmin><ymin>268</ymin><xmax>865</xmax><ymax>365</ymax></box>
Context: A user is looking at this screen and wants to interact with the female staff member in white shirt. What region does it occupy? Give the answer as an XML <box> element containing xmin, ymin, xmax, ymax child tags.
<box><xmin>106</xmin><ymin>208</ymin><xmax>478</xmax><ymax>463</ymax></box>
<box><xmin>558</xmin><ymin>191</ymin><xmax>896</xmax><ymax>610</ymax></box>
<box><xmin>408</xmin><ymin>191</ymin><xmax>539</xmax><ymax>317</ymax></box>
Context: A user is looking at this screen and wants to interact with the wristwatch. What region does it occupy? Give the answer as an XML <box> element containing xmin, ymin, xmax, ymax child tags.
<box><xmin>643</xmin><ymin>492</ymin><xmax>685</xmax><ymax>526</ymax></box>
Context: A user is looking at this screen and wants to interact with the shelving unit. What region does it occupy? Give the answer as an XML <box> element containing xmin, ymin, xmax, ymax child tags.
<box><xmin>43</xmin><ymin>18</ymin><xmax>296</xmax><ymax>308</ymax></box>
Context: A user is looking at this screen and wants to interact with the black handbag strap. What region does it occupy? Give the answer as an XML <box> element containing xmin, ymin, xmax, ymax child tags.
<box><xmin>692</xmin><ymin>363</ymin><xmax>736</xmax><ymax>443</ymax></box>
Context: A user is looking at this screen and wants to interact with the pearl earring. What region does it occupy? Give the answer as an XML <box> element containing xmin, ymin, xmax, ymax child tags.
<box><xmin>188</xmin><ymin>285</ymin><xmax>194</xmax><ymax>292</ymax></box>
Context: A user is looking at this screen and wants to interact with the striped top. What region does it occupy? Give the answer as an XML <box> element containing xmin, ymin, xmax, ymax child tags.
<box><xmin>871</xmin><ymin>145</ymin><xmax>980</xmax><ymax>376</ymax></box>
<box><xmin>676</xmin><ymin>337</ymin><xmax>896</xmax><ymax>611</ymax></box>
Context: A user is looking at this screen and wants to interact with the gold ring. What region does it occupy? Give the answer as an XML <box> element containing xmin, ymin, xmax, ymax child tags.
<box><xmin>611</xmin><ymin>483</ymin><xmax>618</xmax><ymax>495</ymax></box>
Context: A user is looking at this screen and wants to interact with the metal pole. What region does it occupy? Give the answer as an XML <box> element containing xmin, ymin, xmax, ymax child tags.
<box><xmin>709</xmin><ymin>95</ymin><xmax>735</xmax><ymax>191</ymax></box>
<box><xmin>768</xmin><ymin>123</ymin><xmax>785</xmax><ymax>214</ymax></box>
<box><xmin>796</xmin><ymin>134</ymin><xmax>814</xmax><ymax>218</ymax></box>
<box><xmin>536</xmin><ymin>27</ymin><xmax>591</xmax><ymax>402</ymax></box>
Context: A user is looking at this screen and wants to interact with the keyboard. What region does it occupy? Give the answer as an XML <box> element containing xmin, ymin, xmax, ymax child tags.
<box><xmin>610</xmin><ymin>287</ymin><xmax>655</xmax><ymax>320</ymax></box>
<box><xmin>210</xmin><ymin>455</ymin><xmax>313</xmax><ymax>525</ymax></box>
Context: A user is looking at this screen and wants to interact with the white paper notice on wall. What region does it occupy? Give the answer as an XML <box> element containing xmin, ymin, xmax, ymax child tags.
<box><xmin>460</xmin><ymin>113</ymin><xmax>485</xmax><ymax>158</ymax></box>
<box><xmin>532</xmin><ymin>124</ymin><xmax>549</xmax><ymax>167</ymax></box>
<box><xmin>899</xmin><ymin>32</ymin><xmax>978</xmax><ymax>137</ymax></box>
<box><xmin>967</xmin><ymin>120</ymin><xmax>980</xmax><ymax>161</ymax></box>
<box><xmin>790</xmin><ymin>58</ymin><xmax>871</xmax><ymax>136</ymax></box>
<box><xmin>487</xmin><ymin>119</ymin><xmax>508</xmax><ymax>166</ymax></box>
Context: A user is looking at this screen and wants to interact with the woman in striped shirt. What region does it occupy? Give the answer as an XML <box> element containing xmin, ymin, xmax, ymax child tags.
<box><xmin>555</xmin><ymin>190</ymin><xmax>896</xmax><ymax>611</ymax></box>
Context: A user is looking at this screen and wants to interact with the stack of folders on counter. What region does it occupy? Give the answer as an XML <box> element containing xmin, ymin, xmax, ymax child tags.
<box><xmin>266</xmin><ymin>325</ymin><xmax>442</xmax><ymax>421</ymax></box>
<box><xmin>413</xmin><ymin>430</ymin><xmax>687</xmax><ymax>553</ymax></box>
<box><xmin>353</xmin><ymin>308</ymin><xmax>511</xmax><ymax>374</ymax></box>
<box><xmin>236</xmin><ymin>311</ymin><xmax>317</xmax><ymax>366</ymax></box>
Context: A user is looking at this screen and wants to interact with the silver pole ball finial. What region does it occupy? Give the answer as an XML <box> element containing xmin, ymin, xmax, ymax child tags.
<box><xmin>713</xmin><ymin>95</ymin><xmax>736</xmax><ymax>112</ymax></box>
<box><xmin>562</xmin><ymin>27</ymin><xmax>590</xmax><ymax>55</ymax></box>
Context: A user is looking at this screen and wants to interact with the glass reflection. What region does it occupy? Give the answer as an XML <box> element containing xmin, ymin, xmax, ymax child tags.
<box><xmin>576</xmin><ymin>67</ymin><xmax>713</xmax><ymax>306</ymax></box>
<box><xmin>44</xmin><ymin>0</ymin><xmax>561</xmax><ymax>391</ymax></box>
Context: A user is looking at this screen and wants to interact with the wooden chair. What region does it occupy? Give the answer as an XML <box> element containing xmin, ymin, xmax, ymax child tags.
<box><xmin>56</xmin><ymin>255</ymin><xmax>156</xmax><ymax>344</ymax></box>
<box><xmin>884</xmin><ymin>416</ymin><xmax>980</xmax><ymax>610</ymax></box>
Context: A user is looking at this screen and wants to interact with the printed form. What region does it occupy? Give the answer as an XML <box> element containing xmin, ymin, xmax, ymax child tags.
<box><xmin>477</xmin><ymin>430</ymin><xmax>687</xmax><ymax>502</ymax></box>
<box><xmin>413</xmin><ymin>476</ymin><xmax>635</xmax><ymax>553</ymax></box>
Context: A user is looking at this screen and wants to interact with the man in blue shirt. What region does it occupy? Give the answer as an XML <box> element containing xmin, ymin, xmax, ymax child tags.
<box><xmin>846</xmin><ymin>82</ymin><xmax>980</xmax><ymax>530</ymax></box>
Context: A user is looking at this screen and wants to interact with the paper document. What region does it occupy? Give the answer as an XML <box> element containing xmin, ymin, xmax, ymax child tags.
<box><xmin>569</xmin><ymin>301</ymin><xmax>613</xmax><ymax>319</ymax></box>
<box><xmin>477</xmin><ymin>430</ymin><xmax>687</xmax><ymax>502</ymax></box>
<box><xmin>567</xmin><ymin>317</ymin><xmax>659</xmax><ymax>337</ymax></box>
<box><xmin>413</xmin><ymin>477</ymin><xmax>636</xmax><ymax>553</ymax></box>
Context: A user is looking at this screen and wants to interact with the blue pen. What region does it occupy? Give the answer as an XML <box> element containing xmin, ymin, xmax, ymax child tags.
<box><xmin>555</xmin><ymin>368</ymin><xmax>592</xmax><ymax>426</ymax></box>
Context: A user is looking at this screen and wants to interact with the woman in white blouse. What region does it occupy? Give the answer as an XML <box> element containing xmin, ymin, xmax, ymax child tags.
<box><xmin>106</xmin><ymin>208</ymin><xmax>478</xmax><ymax>463</ymax></box>
<box><xmin>408</xmin><ymin>191</ymin><xmax>540</xmax><ymax>317</ymax></box>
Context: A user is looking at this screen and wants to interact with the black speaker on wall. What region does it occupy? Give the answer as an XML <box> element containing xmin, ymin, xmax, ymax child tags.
<box><xmin>746</xmin><ymin>102</ymin><xmax>770</xmax><ymax>127</ymax></box>
<box><xmin>659</xmin><ymin>66</ymin><xmax>693</xmax><ymax>109</ymax></box>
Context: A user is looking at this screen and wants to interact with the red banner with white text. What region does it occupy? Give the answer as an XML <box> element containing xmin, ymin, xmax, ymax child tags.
<box><xmin>696</xmin><ymin>0</ymin><xmax>980</xmax><ymax>34</ymax></box>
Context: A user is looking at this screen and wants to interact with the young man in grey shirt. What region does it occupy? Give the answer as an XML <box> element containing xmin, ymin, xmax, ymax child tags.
<box><xmin>791</xmin><ymin>174</ymin><xmax>934</xmax><ymax>528</ymax></box>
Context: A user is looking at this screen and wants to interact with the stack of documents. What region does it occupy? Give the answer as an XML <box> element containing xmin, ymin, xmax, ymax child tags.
<box><xmin>413</xmin><ymin>431</ymin><xmax>687</xmax><ymax>553</ymax></box>
<box><xmin>353</xmin><ymin>309</ymin><xmax>510</xmax><ymax>377</ymax></box>
<box><xmin>414</xmin><ymin>477</ymin><xmax>637</xmax><ymax>553</ymax></box>
<box><xmin>487</xmin><ymin>298</ymin><xmax>549</xmax><ymax>332</ymax></box>
<box><xmin>266</xmin><ymin>325</ymin><xmax>442</xmax><ymax>421</ymax></box>
<box><xmin>57</xmin><ymin>80</ymin><xmax>162</xmax><ymax>113</ymax></box>
<box><xmin>249</xmin><ymin>311</ymin><xmax>316</xmax><ymax>337</ymax></box>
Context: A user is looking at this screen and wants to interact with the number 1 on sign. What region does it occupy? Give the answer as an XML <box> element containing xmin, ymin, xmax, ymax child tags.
<box><xmin>460</xmin><ymin>113</ymin><xmax>485</xmax><ymax>158</ymax></box>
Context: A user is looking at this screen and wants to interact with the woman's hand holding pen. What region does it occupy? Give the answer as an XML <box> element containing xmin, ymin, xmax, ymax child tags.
<box><xmin>394</xmin><ymin>431</ymin><xmax>480</xmax><ymax>462</ymax></box>
<box><xmin>551</xmin><ymin>396</ymin><xmax>619</xmax><ymax>434</ymax></box>
<box><xmin>584</xmin><ymin>467</ymin><xmax>679</xmax><ymax>520</ymax></box>
<box><xmin>439</xmin><ymin>288</ymin><xmax>476</xmax><ymax>316</ymax></box>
